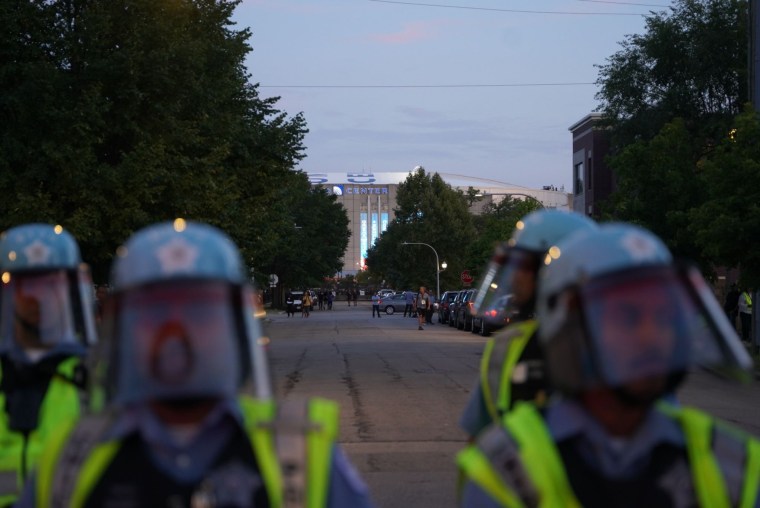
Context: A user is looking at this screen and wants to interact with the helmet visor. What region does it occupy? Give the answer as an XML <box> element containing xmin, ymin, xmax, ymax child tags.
<box><xmin>0</xmin><ymin>270</ymin><xmax>80</xmax><ymax>355</ymax></box>
<box><xmin>472</xmin><ymin>247</ymin><xmax>539</xmax><ymax>325</ymax></box>
<box><xmin>114</xmin><ymin>281</ymin><xmax>241</xmax><ymax>405</ymax></box>
<box><xmin>581</xmin><ymin>265</ymin><xmax>748</xmax><ymax>388</ymax></box>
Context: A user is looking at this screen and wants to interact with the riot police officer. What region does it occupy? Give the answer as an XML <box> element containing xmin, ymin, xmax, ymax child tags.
<box><xmin>460</xmin><ymin>210</ymin><xmax>597</xmax><ymax>439</ymax></box>
<box><xmin>458</xmin><ymin>223</ymin><xmax>760</xmax><ymax>507</ymax></box>
<box><xmin>20</xmin><ymin>220</ymin><xmax>373</xmax><ymax>507</ymax></box>
<box><xmin>0</xmin><ymin>224</ymin><xmax>96</xmax><ymax>506</ymax></box>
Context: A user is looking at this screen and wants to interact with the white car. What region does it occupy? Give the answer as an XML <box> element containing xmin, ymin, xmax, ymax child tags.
<box><xmin>377</xmin><ymin>289</ymin><xmax>396</xmax><ymax>298</ymax></box>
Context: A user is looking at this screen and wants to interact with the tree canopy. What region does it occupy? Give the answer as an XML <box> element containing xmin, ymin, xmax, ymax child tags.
<box><xmin>364</xmin><ymin>168</ymin><xmax>540</xmax><ymax>295</ymax></box>
<box><xmin>593</xmin><ymin>0</ymin><xmax>757</xmax><ymax>281</ymax></box>
<box><xmin>0</xmin><ymin>0</ymin><xmax>349</xmax><ymax>287</ymax></box>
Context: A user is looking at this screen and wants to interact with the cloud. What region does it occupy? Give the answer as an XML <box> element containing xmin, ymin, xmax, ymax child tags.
<box><xmin>367</xmin><ymin>21</ymin><xmax>439</xmax><ymax>44</ymax></box>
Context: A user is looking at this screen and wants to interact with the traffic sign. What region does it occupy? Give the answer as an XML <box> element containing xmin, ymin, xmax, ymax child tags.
<box><xmin>268</xmin><ymin>273</ymin><xmax>279</xmax><ymax>285</ymax></box>
<box><xmin>460</xmin><ymin>270</ymin><xmax>473</xmax><ymax>285</ymax></box>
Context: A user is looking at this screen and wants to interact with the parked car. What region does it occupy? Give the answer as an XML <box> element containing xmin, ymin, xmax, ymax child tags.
<box><xmin>471</xmin><ymin>294</ymin><xmax>515</xmax><ymax>336</ymax></box>
<box><xmin>456</xmin><ymin>289</ymin><xmax>478</xmax><ymax>331</ymax></box>
<box><xmin>448</xmin><ymin>290</ymin><xmax>468</xmax><ymax>328</ymax></box>
<box><xmin>437</xmin><ymin>291</ymin><xmax>458</xmax><ymax>324</ymax></box>
<box><xmin>381</xmin><ymin>294</ymin><xmax>407</xmax><ymax>315</ymax></box>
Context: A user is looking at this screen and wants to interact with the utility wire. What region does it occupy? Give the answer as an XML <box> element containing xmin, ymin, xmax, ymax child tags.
<box><xmin>258</xmin><ymin>82</ymin><xmax>595</xmax><ymax>88</ymax></box>
<box><xmin>368</xmin><ymin>0</ymin><xmax>648</xmax><ymax>16</ymax></box>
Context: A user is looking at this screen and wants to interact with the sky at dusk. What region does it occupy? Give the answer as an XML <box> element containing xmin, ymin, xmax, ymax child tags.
<box><xmin>234</xmin><ymin>0</ymin><xmax>673</xmax><ymax>191</ymax></box>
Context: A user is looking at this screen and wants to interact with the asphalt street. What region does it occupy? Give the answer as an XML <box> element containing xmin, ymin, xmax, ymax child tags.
<box><xmin>262</xmin><ymin>300</ymin><xmax>760</xmax><ymax>508</ymax></box>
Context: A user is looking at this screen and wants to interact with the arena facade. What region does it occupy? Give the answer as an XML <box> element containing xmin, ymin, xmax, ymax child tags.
<box><xmin>306</xmin><ymin>171</ymin><xmax>571</xmax><ymax>276</ymax></box>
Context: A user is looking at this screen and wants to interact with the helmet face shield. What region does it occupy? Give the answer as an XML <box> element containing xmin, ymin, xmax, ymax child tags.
<box><xmin>113</xmin><ymin>281</ymin><xmax>241</xmax><ymax>405</ymax></box>
<box><xmin>580</xmin><ymin>265</ymin><xmax>749</xmax><ymax>390</ymax></box>
<box><xmin>472</xmin><ymin>247</ymin><xmax>540</xmax><ymax>324</ymax></box>
<box><xmin>0</xmin><ymin>270</ymin><xmax>84</xmax><ymax>358</ymax></box>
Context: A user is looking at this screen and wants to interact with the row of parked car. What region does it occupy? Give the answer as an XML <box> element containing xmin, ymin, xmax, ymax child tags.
<box><xmin>437</xmin><ymin>289</ymin><xmax>513</xmax><ymax>337</ymax></box>
<box><xmin>375</xmin><ymin>289</ymin><xmax>514</xmax><ymax>337</ymax></box>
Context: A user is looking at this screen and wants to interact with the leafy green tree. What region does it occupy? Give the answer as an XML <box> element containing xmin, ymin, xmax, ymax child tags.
<box><xmin>596</xmin><ymin>0</ymin><xmax>747</xmax><ymax>148</ymax></box>
<box><xmin>365</xmin><ymin>167</ymin><xmax>474</xmax><ymax>295</ymax></box>
<box><xmin>607</xmin><ymin>119</ymin><xmax>714</xmax><ymax>270</ymax></box>
<box><xmin>465</xmin><ymin>197</ymin><xmax>540</xmax><ymax>280</ymax></box>
<box><xmin>594</xmin><ymin>0</ymin><xmax>748</xmax><ymax>271</ymax></box>
<box><xmin>0</xmin><ymin>0</ymin><xmax>348</xmax><ymax>290</ymax></box>
<box><xmin>689</xmin><ymin>107</ymin><xmax>760</xmax><ymax>287</ymax></box>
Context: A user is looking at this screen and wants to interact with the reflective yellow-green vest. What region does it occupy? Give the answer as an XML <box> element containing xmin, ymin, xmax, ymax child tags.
<box><xmin>480</xmin><ymin>321</ymin><xmax>540</xmax><ymax>422</ymax></box>
<box><xmin>457</xmin><ymin>402</ymin><xmax>760</xmax><ymax>508</ymax></box>
<box><xmin>34</xmin><ymin>396</ymin><xmax>340</xmax><ymax>508</ymax></box>
<box><xmin>0</xmin><ymin>357</ymin><xmax>83</xmax><ymax>507</ymax></box>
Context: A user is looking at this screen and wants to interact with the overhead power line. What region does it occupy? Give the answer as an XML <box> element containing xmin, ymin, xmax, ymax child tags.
<box><xmin>368</xmin><ymin>0</ymin><xmax>649</xmax><ymax>16</ymax></box>
<box><xmin>258</xmin><ymin>82</ymin><xmax>596</xmax><ymax>88</ymax></box>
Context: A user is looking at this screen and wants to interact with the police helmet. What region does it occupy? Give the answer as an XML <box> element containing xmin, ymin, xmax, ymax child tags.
<box><xmin>536</xmin><ymin>223</ymin><xmax>752</xmax><ymax>401</ymax></box>
<box><xmin>472</xmin><ymin>210</ymin><xmax>597</xmax><ymax>327</ymax></box>
<box><xmin>99</xmin><ymin>219</ymin><xmax>271</xmax><ymax>407</ymax></box>
<box><xmin>0</xmin><ymin>223</ymin><xmax>96</xmax><ymax>362</ymax></box>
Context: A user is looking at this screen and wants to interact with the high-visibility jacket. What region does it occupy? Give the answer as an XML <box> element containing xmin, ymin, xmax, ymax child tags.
<box><xmin>0</xmin><ymin>357</ymin><xmax>84</xmax><ymax>507</ymax></box>
<box><xmin>34</xmin><ymin>396</ymin><xmax>339</xmax><ymax>508</ymax></box>
<box><xmin>480</xmin><ymin>321</ymin><xmax>541</xmax><ymax>422</ymax></box>
<box><xmin>739</xmin><ymin>292</ymin><xmax>753</xmax><ymax>315</ymax></box>
<box><xmin>457</xmin><ymin>402</ymin><xmax>760</xmax><ymax>508</ymax></box>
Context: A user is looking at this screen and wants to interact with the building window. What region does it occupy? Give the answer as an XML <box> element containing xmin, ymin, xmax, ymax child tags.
<box><xmin>587</xmin><ymin>157</ymin><xmax>593</xmax><ymax>190</ymax></box>
<box><xmin>574</xmin><ymin>162</ymin><xmax>584</xmax><ymax>195</ymax></box>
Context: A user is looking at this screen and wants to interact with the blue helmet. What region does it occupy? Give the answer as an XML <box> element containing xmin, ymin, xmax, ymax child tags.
<box><xmin>472</xmin><ymin>210</ymin><xmax>597</xmax><ymax>326</ymax></box>
<box><xmin>536</xmin><ymin>223</ymin><xmax>751</xmax><ymax>400</ymax></box>
<box><xmin>99</xmin><ymin>219</ymin><xmax>271</xmax><ymax>407</ymax></box>
<box><xmin>0</xmin><ymin>223</ymin><xmax>96</xmax><ymax>362</ymax></box>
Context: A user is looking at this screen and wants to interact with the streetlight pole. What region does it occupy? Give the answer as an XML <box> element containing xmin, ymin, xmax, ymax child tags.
<box><xmin>401</xmin><ymin>241</ymin><xmax>442</xmax><ymax>300</ymax></box>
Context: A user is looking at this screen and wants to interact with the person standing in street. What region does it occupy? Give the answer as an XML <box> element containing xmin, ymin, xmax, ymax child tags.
<box><xmin>353</xmin><ymin>289</ymin><xmax>358</xmax><ymax>307</ymax></box>
<box><xmin>724</xmin><ymin>283</ymin><xmax>740</xmax><ymax>330</ymax></box>
<box><xmin>458</xmin><ymin>223</ymin><xmax>760</xmax><ymax>508</ymax></box>
<box><xmin>403</xmin><ymin>290</ymin><xmax>415</xmax><ymax>318</ymax></box>
<box><xmin>739</xmin><ymin>287</ymin><xmax>753</xmax><ymax>342</ymax></box>
<box><xmin>416</xmin><ymin>287</ymin><xmax>429</xmax><ymax>330</ymax></box>
<box><xmin>285</xmin><ymin>292</ymin><xmax>294</xmax><ymax>317</ymax></box>
<box><xmin>302</xmin><ymin>290</ymin><xmax>312</xmax><ymax>318</ymax></box>
<box><xmin>0</xmin><ymin>224</ymin><xmax>97</xmax><ymax>506</ymax></box>
<box><xmin>19</xmin><ymin>220</ymin><xmax>374</xmax><ymax>508</ymax></box>
<box><xmin>426</xmin><ymin>293</ymin><xmax>436</xmax><ymax>325</ymax></box>
<box><xmin>371</xmin><ymin>293</ymin><xmax>382</xmax><ymax>318</ymax></box>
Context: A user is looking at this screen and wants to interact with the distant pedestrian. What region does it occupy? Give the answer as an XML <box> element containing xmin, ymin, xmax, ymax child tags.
<box><xmin>302</xmin><ymin>290</ymin><xmax>312</xmax><ymax>317</ymax></box>
<box><xmin>372</xmin><ymin>293</ymin><xmax>382</xmax><ymax>318</ymax></box>
<box><xmin>724</xmin><ymin>283</ymin><xmax>740</xmax><ymax>330</ymax></box>
<box><xmin>327</xmin><ymin>290</ymin><xmax>334</xmax><ymax>310</ymax></box>
<box><xmin>318</xmin><ymin>290</ymin><xmax>325</xmax><ymax>310</ymax></box>
<box><xmin>348</xmin><ymin>290</ymin><xmax>352</xmax><ymax>306</ymax></box>
<box><xmin>403</xmin><ymin>290</ymin><xmax>415</xmax><ymax>317</ymax></box>
<box><xmin>416</xmin><ymin>286</ymin><xmax>429</xmax><ymax>330</ymax></box>
<box><xmin>353</xmin><ymin>289</ymin><xmax>358</xmax><ymax>306</ymax></box>
<box><xmin>286</xmin><ymin>292</ymin><xmax>294</xmax><ymax>317</ymax></box>
<box><xmin>426</xmin><ymin>293</ymin><xmax>436</xmax><ymax>325</ymax></box>
<box><xmin>739</xmin><ymin>287</ymin><xmax>753</xmax><ymax>342</ymax></box>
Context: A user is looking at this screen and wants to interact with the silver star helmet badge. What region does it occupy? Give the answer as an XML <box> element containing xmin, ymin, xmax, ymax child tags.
<box><xmin>23</xmin><ymin>240</ymin><xmax>52</xmax><ymax>266</ymax></box>
<box><xmin>156</xmin><ymin>237</ymin><xmax>200</xmax><ymax>274</ymax></box>
<box><xmin>620</xmin><ymin>231</ymin><xmax>660</xmax><ymax>262</ymax></box>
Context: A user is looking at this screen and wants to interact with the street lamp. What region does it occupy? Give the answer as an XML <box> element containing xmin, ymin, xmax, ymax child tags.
<box><xmin>474</xmin><ymin>192</ymin><xmax>544</xmax><ymax>208</ymax></box>
<box><xmin>401</xmin><ymin>241</ymin><xmax>442</xmax><ymax>300</ymax></box>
